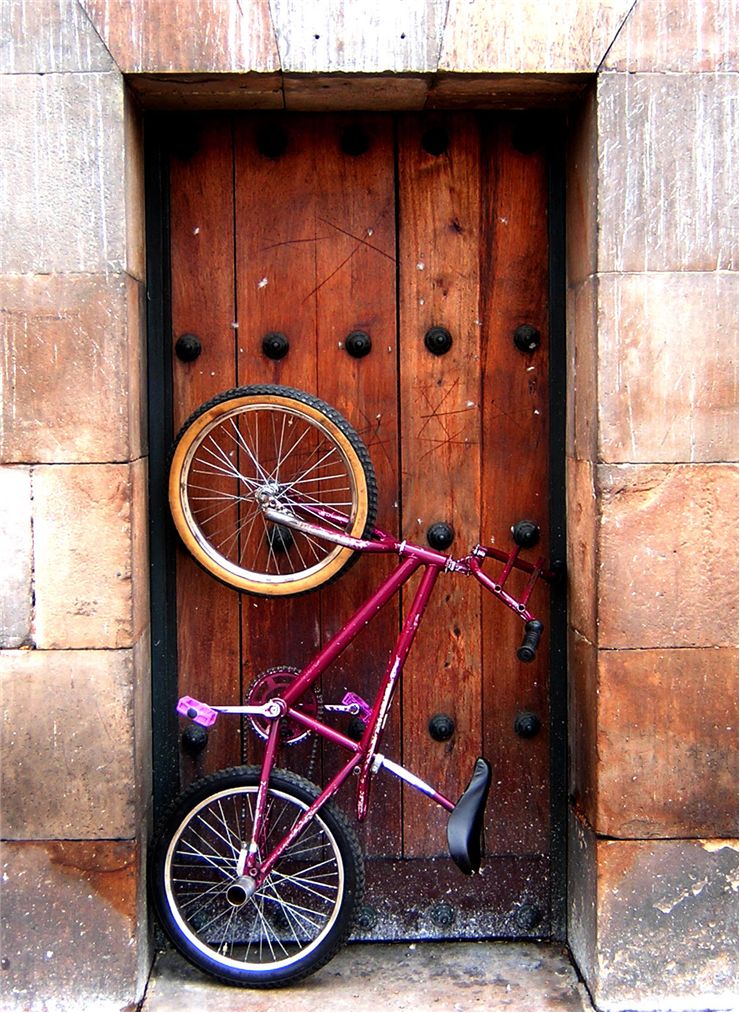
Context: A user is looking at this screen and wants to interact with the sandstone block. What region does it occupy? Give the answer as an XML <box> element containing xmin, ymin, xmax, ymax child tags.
<box><xmin>565</xmin><ymin>88</ymin><xmax>598</xmax><ymax>288</ymax></box>
<box><xmin>0</xmin><ymin>273</ymin><xmax>144</xmax><ymax>464</ymax></box>
<box><xmin>82</xmin><ymin>0</ymin><xmax>279</xmax><ymax>73</ymax></box>
<box><xmin>0</xmin><ymin>648</ymin><xmax>143</xmax><ymax>839</ymax></box>
<box><xmin>125</xmin><ymin>90</ymin><xmax>146</xmax><ymax>282</ymax></box>
<box><xmin>597</xmin><ymin>463</ymin><xmax>738</xmax><ymax>649</ymax></box>
<box><xmin>567</xmin><ymin>277</ymin><xmax>598</xmax><ymax>462</ymax></box>
<box><xmin>568</xmin><ymin>628</ymin><xmax>597</xmax><ymax>819</ymax></box>
<box><xmin>0</xmin><ymin>839</ymin><xmax>148</xmax><ymax>1011</ymax></box>
<box><xmin>597</xmin><ymin>272</ymin><xmax>738</xmax><ymax>464</ymax></box>
<box><xmin>0</xmin><ymin>468</ymin><xmax>33</xmax><ymax>648</ymax></box>
<box><xmin>597</xmin><ymin>647</ymin><xmax>738</xmax><ymax>838</ymax></box>
<box><xmin>438</xmin><ymin>0</ymin><xmax>634</xmax><ymax>72</ymax></box>
<box><xmin>272</xmin><ymin>0</ymin><xmax>446</xmax><ymax>73</ymax></box>
<box><xmin>566</xmin><ymin>457</ymin><xmax>597</xmax><ymax>643</ymax></box>
<box><xmin>0</xmin><ymin>0</ymin><xmax>113</xmax><ymax>73</ymax></box>
<box><xmin>605</xmin><ymin>0</ymin><xmax>739</xmax><ymax>72</ymax></box>
<box><xmin>33</xmin><ymin>463</ymin><xmax>139</xmax><ymax>649</ymax></box>
<box><xmin>569</xmin><ymin>821</ymin><xmax>739</xmax><ymax>1012</ymax></box>
<box><xmin>597</xmin><ymin>73</ymin><xmax>738</xmax><ymax>273</ymax></box>
<box><xmin>0</xmin><ymin>72</ymin><xmax>127</xmax><ymax>274</ymax></box>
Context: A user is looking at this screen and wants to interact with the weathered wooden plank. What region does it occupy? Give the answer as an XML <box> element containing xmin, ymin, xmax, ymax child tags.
<box><xmin>234</xmin><ymin>114</ymin><xmax>323</xmax><ymax>777</ymax></box>
<box><xmin>397</xmin><ymin>113</ymin><xmax>483</xmax><ymax>857</ymax></box>
<box><xmin>235</xmin><ymin>114</ymin><xmax>402</xmax><ymax>855</ymax></box>
<box><xmin>128</xmin><ymin>73</ymin><xmax>284</xmax><ymax>111</ymax></box>
<box><xmin>479</xmin><ymin>117</ymin><xmax>550</xmax><ymax>855</ymax></box>
<box><xmin>170</xmin><ymin>115</ymin><xmax>241</xmax><ymax>780</ymax></box>
<box><xmin>311</xmin><ymin>114</ymin><xmax>401</xmax><ymax>857</ymax></box>
<box><xmin>426</xmin><ymin>73</ymin><xmax>588</xmax><ymax>109</ymax></box>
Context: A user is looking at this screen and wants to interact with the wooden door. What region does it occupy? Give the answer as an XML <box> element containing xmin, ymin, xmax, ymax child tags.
<box><xmin>167</xmin><ymin>111</ymin><xmax>554</xmax><ymax>938</ymax></box>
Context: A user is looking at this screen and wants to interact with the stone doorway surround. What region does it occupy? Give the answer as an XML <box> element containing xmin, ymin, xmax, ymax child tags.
<box><xmin>0</xmin><ymin>2</ymin><xmax>737</xmax><ymax>1011</ymax></box>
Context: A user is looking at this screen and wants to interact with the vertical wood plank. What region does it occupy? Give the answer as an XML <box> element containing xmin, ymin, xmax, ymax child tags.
<box><xmin>234</xmin><ymin>114</ymin><xmax>323</xmax><ymax>777</ymax></box>
<box><xmin>235</xmin><ymin>114</ymin><xmax>402</xmax><ymax>854</ymax></box>
<box><xmin>169</xmin><ymin>115</ymin><xmax>241</xmax><ymax>780</ymax></box>
<box><xmin>480</xmin><ymin>116</ymin><xmax>551</xmax><ymax>855</ymax></box>
<box><xmin>312</xmin><ymin>114</ymin><xmax>401</xmax><ymax>857</ymax></box>
<box><xmin>397</xmin><ymin>113</ymin><xmax>483</xmax><ymax>857</ymax></box>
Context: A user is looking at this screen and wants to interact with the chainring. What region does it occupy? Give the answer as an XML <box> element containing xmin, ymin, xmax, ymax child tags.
<box><xmin>244</xmin><ymin>666</ymin><xmax>322</xmax><ymax>746</ymax></box>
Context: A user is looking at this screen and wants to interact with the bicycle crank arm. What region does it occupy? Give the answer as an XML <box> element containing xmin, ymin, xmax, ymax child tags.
<box><xmin>176</xmin><ymin>695</ymin><xmax>284</xmax><ymax>727</ymax></box>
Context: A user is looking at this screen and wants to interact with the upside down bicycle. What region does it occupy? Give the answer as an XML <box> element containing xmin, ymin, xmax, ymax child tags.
<box><xmin>149</xmin><ymin>385</ymin><xmax>553</xmax><ymax>988</ymax></box>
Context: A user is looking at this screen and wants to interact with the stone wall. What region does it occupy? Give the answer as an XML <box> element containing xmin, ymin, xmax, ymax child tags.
<box><xmin>565</xmin><ymin>4</ymin><xmax>739</xmax><ymax>1007</ymax></box>
<box><xmin>0</xmin><ymin>1</ymin><xmax>737</xmax><ymax>1009</ymax></box>
<box><xmin>0</xmin><ymin>4</ymin><xmax>150</xmax><ymax>1009</ymax></box>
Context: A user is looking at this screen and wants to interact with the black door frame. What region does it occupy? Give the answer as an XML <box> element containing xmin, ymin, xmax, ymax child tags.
<box><xmin>143</xmin><ymin>110</ymin><xmax>568</xmax><ymax>940</ymax></box>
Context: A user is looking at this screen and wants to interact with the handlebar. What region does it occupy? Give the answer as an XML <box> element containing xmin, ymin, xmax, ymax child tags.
<box><xmin>517</xmin><ymin>620</ymin><xmax>543</xmax><ymax>663</ymax></box>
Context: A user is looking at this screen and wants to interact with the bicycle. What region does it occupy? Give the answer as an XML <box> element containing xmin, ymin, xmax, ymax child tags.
<box><xmin>150</xmin><ymin>384</ymin><xmax>553</xmax><ymax>988</ymax></box>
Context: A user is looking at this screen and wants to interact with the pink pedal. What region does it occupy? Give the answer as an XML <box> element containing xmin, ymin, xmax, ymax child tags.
<box><xmin>177</xmin><ymin>696</ymin><xmax>218</xmax><ymax>727</ymax></box>
<box><xmin>341</xmin><ymin>692</ymin><xmax>372</xmax><ymax>722</ymax></box>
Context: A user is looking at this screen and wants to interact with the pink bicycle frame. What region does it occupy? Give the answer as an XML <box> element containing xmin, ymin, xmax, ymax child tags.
<box><xmin>179</xmin><ymin>509</ymin><xmax>551</xmax><ymax>889</ymax></box>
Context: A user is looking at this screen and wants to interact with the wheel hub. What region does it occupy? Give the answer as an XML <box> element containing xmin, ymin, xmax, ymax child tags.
<box><xmin>226</xmin><ymin>877</ymin><xmax>258</xmax><ymax>906</ymax></box>
<box><xmin>256</xmin><ymin>481</ymin><xmax>282</xmax><ymax>508</ymax></box>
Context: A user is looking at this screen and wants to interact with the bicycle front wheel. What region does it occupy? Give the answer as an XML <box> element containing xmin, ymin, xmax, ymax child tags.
<box><xmin>168</xmin><ymin>386</ymin><xmax>377</xmax><ymax>595</ymax></box>
<box><xmin>150</xmin><ymin>767</ymin><xmax>365</xmax><ymax>988</ymax></box>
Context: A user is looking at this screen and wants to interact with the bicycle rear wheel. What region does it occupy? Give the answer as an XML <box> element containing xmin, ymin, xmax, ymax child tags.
<box><xmin>169</xmin><ymin>385</ymin><xmax>377</xmax><ymax>595</ymax></box>
<box><xmin>150</xmin><ymin>767</ymin><xmax>364</xmax><ymax>987</ymax></box>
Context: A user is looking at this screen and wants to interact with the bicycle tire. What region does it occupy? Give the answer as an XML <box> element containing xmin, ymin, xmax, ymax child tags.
<box><xmin>149</xmin><ymin>766</ymin><xmax>365</xmax><ymax>988</ymax></box>
<box><xmin>168</xmin><ymin>385</ymin><xmax>377</xmax><ymax>595</ymax></box>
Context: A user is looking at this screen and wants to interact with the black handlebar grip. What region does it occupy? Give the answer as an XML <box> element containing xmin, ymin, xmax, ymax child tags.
<box><xmin>517</xmin><ymin>620</ymin><xmax>543</xmax><ymax>663</ymax></box>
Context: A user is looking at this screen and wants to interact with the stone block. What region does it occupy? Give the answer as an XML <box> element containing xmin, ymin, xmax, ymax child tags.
<box><xmin>597</xmin><ymin>272</ymin><xmax>739</xmax><ymax>464</ymax></box>
<box><xmin>0</xmin><ymin>648</ymin><xmax>141</xmax><ymax>839</ymax></box>
<box><xmin>605</xmin><ymin>0</ymin><xmax>739</xmax><ymax>72</ymax></box>
<box><xmin>33</xmin><ymin>463</ymin><xmax>138</xmax><ymax>649</ymax></box>
<box><xmin>597</xmin><ymin>73</ymin><xmax>738</xmax><ymax>273</ymax></box>
<box><xmin>0</xmin><ymin>273</ymin><xmax>144</xmax><ymax>464</ymax></box>
<box><xmin>569</xmin><ymin>823</ymin><xmax>739</xmax><ymax>1012</ymax></box>
<box><xmin>0</xmin><ymin>468</ymin><xmax>33</xmax><ymax>648</ymax></box>
<box><xmin>272</xmin><ymin>0</ymin><xmax>446</xmax><ymax>73</ymax></box>
<box><xmin>125</xmin><ymin>88</ymin><xmax>146</xmax><ymax>282</ymax></box>
<box><xmin>82</xmin><ymin>0</ymin><xmax>279</xmax><ymax>72</ymax></box>
<box><xmin>567</xmin><ymin>277</ymin><xmax>598</xmax><ymax>462</ymax></box>
<box><xmin>0</xmin><ymin>71</ymin><xmax>127</xmax><ymax>274</ymax></box>
<box><xmin>0</xmin><ymin>839</ymin><xmax>148</xmax><ymax>1011</ymax></box>
<box><xmin>597</xmin><ymin>463</ymin><xmax>738</xmax><ymax>649</ymax></box>
<box><xmin>130</xmin><ymin>457</ymin><xmax>150</xmax><ymax>644</ymax></box>
<box><xmin>0</xmin><ymin>0</ymin><xmax>113</xmax><ymax>73</ymax></box>
<box><xmin>566</xmin><ymin>457</ymin><xmax>597</xmax><ymax>643</ymax></box>
<box><xmin>565</xmin><ymin>88</ymin><xmax>598</xmax><ymax>288</ymax></box>
<box><xmin>597</xmin><ymin>647</ymin><xmax>739</xmax><ymax>839</ymax></box>
<box><xmin>438</xmin><ymin>0</ymin><xmax>634</xmax><ymax>72</ymax></box>
<box><xmin>568</xmin><ymin>629</ymin><xmax>597</xmax><ymax>820</ymax></box>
